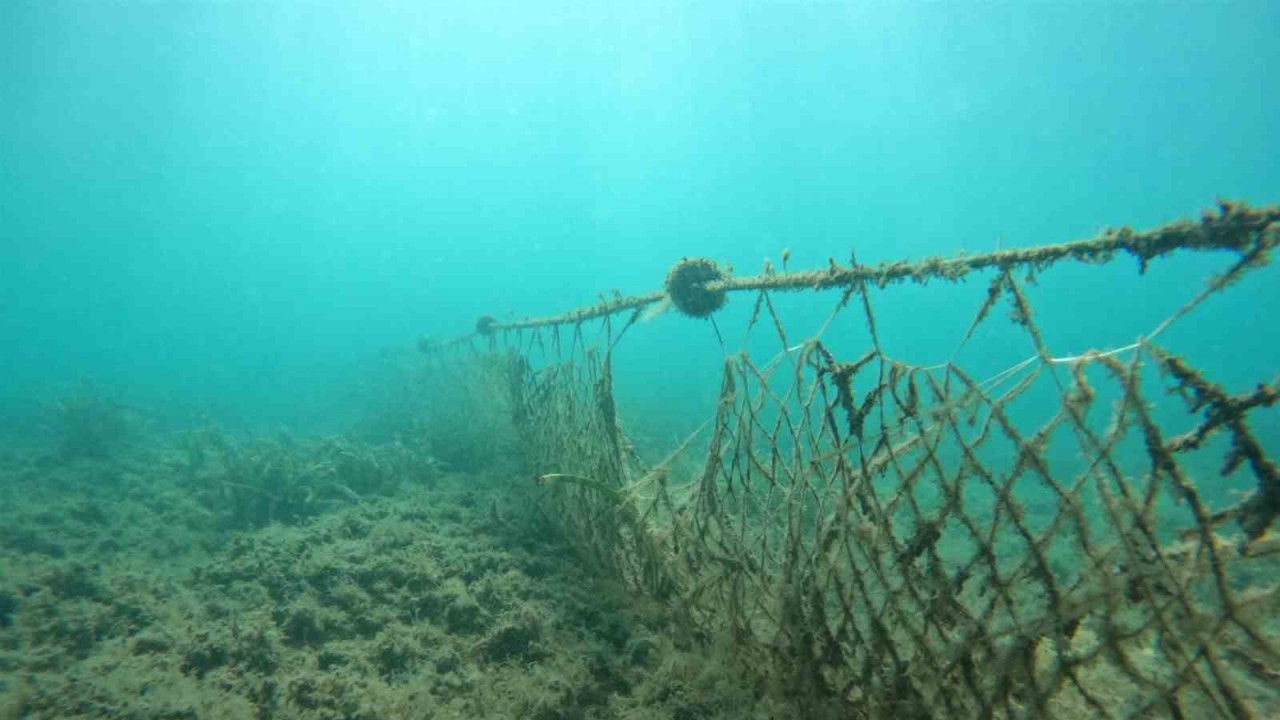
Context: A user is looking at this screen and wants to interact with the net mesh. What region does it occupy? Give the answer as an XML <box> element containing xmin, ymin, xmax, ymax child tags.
<box><xmin>423</xmin><ymin>202</ymin><xmax>1280</xmax><ymax>719</ymax></box>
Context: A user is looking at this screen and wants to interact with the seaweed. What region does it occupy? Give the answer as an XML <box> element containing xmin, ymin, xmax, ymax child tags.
<box><xmin>173</xmin><ymin>429</ymin><xmax>444</xmax><ymax>529</ymax></box>
<box><xmin>46</xmin><ymin>380</ymin><xmax>139</xmax><ymax>461</ymax></box>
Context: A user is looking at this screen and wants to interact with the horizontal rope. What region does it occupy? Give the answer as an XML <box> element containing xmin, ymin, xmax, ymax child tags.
<box><xmin>427</xmin><ymin>199</ymin><xmax>1277</xmax><ymax>345</ymax></box>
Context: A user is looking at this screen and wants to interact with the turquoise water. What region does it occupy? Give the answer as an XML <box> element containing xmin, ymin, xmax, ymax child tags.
<box><xmin>2</xmin><ymin>2</ymin><xmax>1277</xmax><ymax>433</ymax></box>
<box><xmin>2</xmin><ymin>5</ymin><xmax>1279</xmax><ymax>718</ymax></box>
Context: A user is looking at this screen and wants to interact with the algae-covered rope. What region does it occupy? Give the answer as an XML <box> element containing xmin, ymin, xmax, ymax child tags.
<box><xmin>429</xmin><ymin>199</ymin><xmax>1277</xmax><ymax>342</ymax></box>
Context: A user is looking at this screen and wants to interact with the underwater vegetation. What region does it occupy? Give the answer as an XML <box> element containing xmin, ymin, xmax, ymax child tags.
<box><xmin>0</xmin><ymin>433</ymin><xmax>779</xmax><ymax>720</ymax></box>
<box><xmin>44</xmin><ymin>380</ymin><xmax>140</xmax><ymax>462</ymax></box>
<box><xmin>354</xmin><ymin>350</ymin><xmax>524</xmax><ymax>476</ymax></box>
<box><xmin>172</xmin><ymin>427</ymin><xmax>445</xmax><ymax>530</ymax></box>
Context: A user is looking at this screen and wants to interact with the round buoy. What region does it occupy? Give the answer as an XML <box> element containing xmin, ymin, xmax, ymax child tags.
<box><xmin>664</xmin><ymin>258</ymin><xmax>728</xmax><ymax>318</ymax></box>
<box><xmin>475</xmin><ymin>315</ymin><xmax>499</xmax><ymax>336</ymax></box>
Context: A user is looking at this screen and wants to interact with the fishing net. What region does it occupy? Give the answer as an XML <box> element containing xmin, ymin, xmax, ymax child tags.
<box><xmin>421</xmin><ymin>201</ymin><xmax>1280</xmax><ymax>719</ymax></box>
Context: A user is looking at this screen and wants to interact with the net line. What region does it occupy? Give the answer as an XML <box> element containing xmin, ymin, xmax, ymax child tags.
<box><xmin>419</xmin><ymin>201</ymin><xmax>1280</xmax><ymax>719</ymax></box>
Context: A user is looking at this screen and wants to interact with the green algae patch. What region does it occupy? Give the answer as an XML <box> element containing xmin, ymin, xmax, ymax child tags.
<box><xmin>0</xmin><ymin>448</ymin><xmax>779</xmax><ymax>720</ymax></box>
